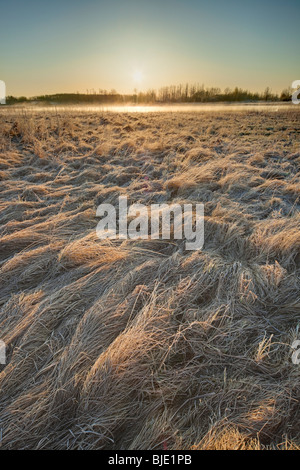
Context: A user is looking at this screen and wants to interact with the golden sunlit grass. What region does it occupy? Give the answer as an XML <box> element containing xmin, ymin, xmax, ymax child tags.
<box><xmin>0</xmin><ymin>107</ymin><xmax>299</xmax><ymax>449</ymax></box>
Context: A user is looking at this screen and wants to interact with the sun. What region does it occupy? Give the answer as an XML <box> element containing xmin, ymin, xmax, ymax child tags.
<box><xmin>132</xmin><ymin>70</ymin><xmax>143</xmax><ymax>83</ymax></box>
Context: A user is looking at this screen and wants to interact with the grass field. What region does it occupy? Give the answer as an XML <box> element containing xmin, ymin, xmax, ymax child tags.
<box><xmin>0</xmin><ymin>107</ymin><xmax>299</xmax><ymax>449</ymax></box>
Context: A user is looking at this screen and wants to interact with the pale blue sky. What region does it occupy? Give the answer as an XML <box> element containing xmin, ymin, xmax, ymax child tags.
<box><xmin>0</xmin><ymin>0</ymin><xmax>299</xmax><ymax>96</ymax></box>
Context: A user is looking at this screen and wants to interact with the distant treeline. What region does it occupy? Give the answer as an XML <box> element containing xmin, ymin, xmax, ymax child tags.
<box><xmin>6</xmin><ymin>84</ymin><xmax>293</xmax><ymax>105</ymax></box>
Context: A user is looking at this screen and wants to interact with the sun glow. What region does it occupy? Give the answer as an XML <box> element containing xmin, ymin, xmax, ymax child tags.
<box><xmin>132</xmin><ymin>70</ymin><xmax>143</xmax><ymax>83</ymax></box>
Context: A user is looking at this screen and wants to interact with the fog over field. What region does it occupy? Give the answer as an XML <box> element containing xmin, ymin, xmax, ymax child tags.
<box><xmin>0</xmin><ymin>108</ymin><xmax>299</xmax><ymax>449</ymax></box>
<box><xmin>2</xmin><ymin>102</ymin><xmax>295</xmax><ymax>114</ymax></box>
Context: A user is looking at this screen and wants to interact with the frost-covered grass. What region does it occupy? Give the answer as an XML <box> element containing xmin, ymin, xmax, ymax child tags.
<box><xmin>0</xmin><ymin>108</ymin><xmax>299</xmax><ymax>449</ymax></box>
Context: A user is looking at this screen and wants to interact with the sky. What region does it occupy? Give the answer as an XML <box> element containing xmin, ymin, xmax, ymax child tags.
<box><xmin>0</xmin><ymin>0</ymin><xmax>299</xmax><ymax>97</ymax></box>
